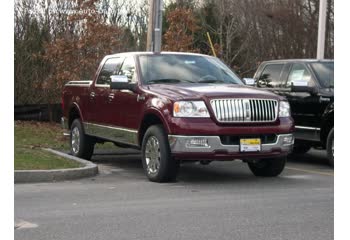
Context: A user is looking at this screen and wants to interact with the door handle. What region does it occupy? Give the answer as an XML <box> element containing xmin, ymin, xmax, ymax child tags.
<box><xmin>319</xmin><ymin>96</ymin><xmax>331</xmax><ymax>103</ymax></box>
<box><xmin>108</xmin><ymin>93</ymin><xmax>115</xmax><ymax>102</ymax></box>
<box><xmin>90</xmin><ymin>92</ymin><xmax>96</xmax><ymax>100</ymax></box>
<box><xmin>137</xmin><ymin>94</ymin><xmax>145</xmax><ymax>102</ymax></box>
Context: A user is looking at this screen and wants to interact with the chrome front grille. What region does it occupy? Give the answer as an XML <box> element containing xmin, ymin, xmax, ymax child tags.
<box><xmin>210</xmin><ymin>99</ymin><xmax>278</xmax><ymax>122</ymax></box>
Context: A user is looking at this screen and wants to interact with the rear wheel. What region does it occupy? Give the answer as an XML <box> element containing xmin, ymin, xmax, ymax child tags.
<box><xmin>326</xmin><ymin>128</ymin><xmax>334</xmax><ymax>167</ymax></box>
<box><xmin>70</xmin><ymin>119</ymin><xmax>95</xmax><ymax>160</ymax></box>
<box><xmin>141</xmin><ymin>125</ymin><xmax>179</xmax><ymax>182</ymax></box>
<box><xmin>248</xmin><ymin>157</ymin><xmax>286</xmax><ymax>177</ymax></box>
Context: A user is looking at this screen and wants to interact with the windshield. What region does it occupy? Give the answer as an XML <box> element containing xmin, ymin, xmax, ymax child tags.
<box><xmin>310</xmin><ymin>62</ymin><xmax>334</xmax><ymax>88</ymax></box>
<box><xmin>138</xmin><ymin>54</ymin><xmax>243</xmax><ymax>85</ymax></box>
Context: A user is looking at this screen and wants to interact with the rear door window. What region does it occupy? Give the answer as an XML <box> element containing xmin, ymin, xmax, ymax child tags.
<box><xmin>286</xmin><ymin>63</ymin><xmax>315</xmax><ymax>87</ymax></box>
<box><xmin>258</xmin><ymin>64</ymin><xmax>284</xmax><ymax>88</ymax></box>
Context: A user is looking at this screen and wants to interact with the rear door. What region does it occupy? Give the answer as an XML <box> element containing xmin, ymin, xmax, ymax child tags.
<box><xmin>89</xmin><ymin>57</ymin><xmax>125</xmax><ymax>125</ymax></box>
<box><xmin>282</xmin><ymin>63</ymin><xmax>322</xmax><ymax>128</ymax></box>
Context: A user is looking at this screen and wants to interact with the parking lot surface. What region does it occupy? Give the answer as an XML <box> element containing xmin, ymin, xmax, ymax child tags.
<box><xmin>15</xmin><ymin>149</ymin><xmax>333</xmax><ymax>240</ymax></box>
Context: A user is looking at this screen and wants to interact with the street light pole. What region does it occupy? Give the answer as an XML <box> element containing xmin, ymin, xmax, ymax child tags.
<box><xmin>317</xmin><ymin>0</ymin><xmax>328</xmax><ymax>59</ymax></box>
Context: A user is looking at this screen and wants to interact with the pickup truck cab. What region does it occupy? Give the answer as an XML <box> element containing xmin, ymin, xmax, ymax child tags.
<box><xmin>252</xmin><ymin>59</ymin><xmax>334</xmax><ymax>166</ymax></box>
<box><xmin>62</xmin><ymin>52</ymin><xmax>294</xmax><ymax>182</ymax></box>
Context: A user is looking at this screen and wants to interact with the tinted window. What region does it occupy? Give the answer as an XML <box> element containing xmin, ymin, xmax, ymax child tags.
<box><xmin>258</xmin><ymin>64</ymin><xmax>284</xmax><ymax>88</ymax></box>
<box><xmin>139</xmin><ymin>54</ymin><xmax>242</xmax><ymax>85</ymax></box>
<box><xmin>286</xmin><ymin>63</ymin><xmax>315</xmax><ymax>87</ymax></box>
<box><xmin>96</xmin><ymin>57</ymin><xmax>124</xmax><ymax>85</ymax></box>
<box><xmin>310</xmin><ymin>62</ymin><xmax>334</xmax><ymax>88</ymax></box>
<box><xmin>119</xmin><ymin>56</ymin><xmax>137</xmax><ymax>83</ymax></box>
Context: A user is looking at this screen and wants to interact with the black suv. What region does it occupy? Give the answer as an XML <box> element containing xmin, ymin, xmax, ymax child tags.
<box><xmin>251</xmin><ymin>59</ymin><xmax>334</xmax><ymax>166</ymax></box>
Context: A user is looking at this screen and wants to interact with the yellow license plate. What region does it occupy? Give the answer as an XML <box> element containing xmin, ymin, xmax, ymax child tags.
<box><xmin>240</xmin><ymin>138</ymin><xmax>261</xmax><ymax>152</ymax></box>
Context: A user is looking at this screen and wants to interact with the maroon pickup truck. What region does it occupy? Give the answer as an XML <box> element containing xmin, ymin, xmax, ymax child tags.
<box><xmin>62</xmin><ymin>52</ymin><xmax>294</xmax><ymax>182</ymax></box>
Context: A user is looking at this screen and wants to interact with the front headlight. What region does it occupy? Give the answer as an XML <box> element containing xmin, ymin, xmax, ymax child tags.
<box><xmin>279</xmin><ymin>101</ymin><xmax>291</xmax><ymax>117</ymax></box>
<box><xmin>173</xmin><ymin>101</ymin><xmax>210</xmax><ymax>118</ymax></box>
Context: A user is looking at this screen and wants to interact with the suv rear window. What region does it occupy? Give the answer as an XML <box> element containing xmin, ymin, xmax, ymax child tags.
<box><xmin>310</xmin><ymin>62</ymin><xmax>334</xmax><ymax>88</ymax></box>
<box><xmin>258</xmin><ymin>64</ymin><xmax>284</xmax><ymax>88</ymax></box>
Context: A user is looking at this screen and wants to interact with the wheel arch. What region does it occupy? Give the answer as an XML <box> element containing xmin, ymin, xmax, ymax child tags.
<box><xmin>68</xmin><ymin>103</ymin><xmax>84</xmax><ymax>130</ymax></box>
<box><xmin>320</xmin><ymin>103</ymin><xmax>334</xmax><ymax>147</ymax></box>
<box><xmin>138</xmin><ymin>109</ymin><xmax>171</xmax><ymax>147</ymax></box>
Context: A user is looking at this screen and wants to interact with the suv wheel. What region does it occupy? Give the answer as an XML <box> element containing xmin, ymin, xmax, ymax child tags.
<box><xmin>70</xmin><ymin>119</ymin><xmax>95</xmax><ymax>160</ymax></box>
<box><xmin>141</xmin><ymin>125</ymin><xmax>179</xmax><ymax>182</ymax></box>
<box><xmin>326</xmin><ymin>128</ymin><xmax>334</xmax><ymax>167</ymax></box>
<box><xmin>248</xmin><ymin>157</ymin><xmax>286</xmax><ymax>177</ymax></box>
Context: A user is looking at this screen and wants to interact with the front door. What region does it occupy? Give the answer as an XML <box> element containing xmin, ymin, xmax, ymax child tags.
<box><xmin>114</xmin><ymin>56</ymin><xmax>144</xmax><ymax>133</ymax></box>
<box><xmin>97</xmin><ymin>55</ymin><xmax>143</xmax><ymax>146</ymax></box>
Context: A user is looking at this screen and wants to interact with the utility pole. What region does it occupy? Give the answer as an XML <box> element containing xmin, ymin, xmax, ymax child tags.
<box><xmin>153</xmin><ymin>0</ymin><xmax>163</xmax><ymax>52</ymax></box>
<box><xmin>146</xmin><ymin>0</ymin><xmax>155</xmax><ymax>51</ymax></box>
<box><xmin>317</xmin><ymin>0</ymin><xmax>328</xmax><ymax>59</ymax></box>
<box><xmin>146</xmin><ymin>0</ymin><xmax>163</xmax><ymax>52</ymax></box>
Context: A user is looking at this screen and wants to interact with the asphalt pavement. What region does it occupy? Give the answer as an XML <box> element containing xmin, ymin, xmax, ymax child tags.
<box><xmin>15</xmin><ymin>149</ymin><xmax>333</xmax><ymax>240</ymax></box>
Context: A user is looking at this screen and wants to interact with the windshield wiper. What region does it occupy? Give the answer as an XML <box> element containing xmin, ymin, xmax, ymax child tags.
<box><xmin>197</xmin><ymin>79</ymin><xmax>226</xmax><ymax>83</ymax></box>
<box><xmin>147</xmin><ymin>78</ymin><xmax>194</xmax><ymax>84</ymax></box>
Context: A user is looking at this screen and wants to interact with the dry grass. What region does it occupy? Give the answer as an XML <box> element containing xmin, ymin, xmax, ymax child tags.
<box><xmin>14</xmin><ymin>121</ymin><xmax>80</xmax><ymax>170</ymax></box>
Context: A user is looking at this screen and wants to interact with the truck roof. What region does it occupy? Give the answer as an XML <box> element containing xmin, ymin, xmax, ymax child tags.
<box><xmin>105</xmin><ymin>51</ymin><xmax>212</xmax><ymax>58</ymax></box>
<box><xmin>261</xmin><ymin>59</ymin><xmax>334</xmax><ymax>64</ymax></box>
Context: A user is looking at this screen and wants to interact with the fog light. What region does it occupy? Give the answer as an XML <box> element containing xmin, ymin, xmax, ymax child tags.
<box><xmin>282</xmin><ymin>135</ymin><xmax>294</xmax><ymax>145</ymax></box>
<box><xmin>186</xmin><ymin>138</ymin><xmax>210</xmax><ymax>148</ymax></box>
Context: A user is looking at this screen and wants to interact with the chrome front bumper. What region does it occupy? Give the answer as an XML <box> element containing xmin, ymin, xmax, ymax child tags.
<box><xmin>168</xmin><ymin>134</ymin><xmax>294</xmax><ymax>154</ymax></box>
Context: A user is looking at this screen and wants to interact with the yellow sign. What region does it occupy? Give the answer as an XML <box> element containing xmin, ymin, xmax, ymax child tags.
<box><xmin>240</xmin><ymin>138</ymin><xmax>261</xmax><ymax>152</ymax></box>
<box><xmin>240</xmin><ymin>139</ymin><xmax>261</xmax><ymax>145</ymax></box>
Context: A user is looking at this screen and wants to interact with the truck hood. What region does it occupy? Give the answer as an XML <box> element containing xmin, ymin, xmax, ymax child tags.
<box><xmin>146</xmin><ymin>84</ymin><xmax>283</xmax><ymax>101</ymax></box>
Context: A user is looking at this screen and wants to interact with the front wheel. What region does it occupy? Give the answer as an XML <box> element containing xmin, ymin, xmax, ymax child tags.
<box><xmin>248</xmin><ymin>157</ymin><xmax>286</xmax><ymax>177</ymax></box>
<box><xmin>141</xmin><ymin>125</ymin><xmax>179</xmax><ymax>182</ymax></box>
<box><xmin>70</xmin><ymin>119</ymin><xmax>95</xmax><ymax>160</ymax></box>
<box><xmin>326</xmin><ymin>128</ymin><xmax>334</xmax><ymax>167</ymax></box>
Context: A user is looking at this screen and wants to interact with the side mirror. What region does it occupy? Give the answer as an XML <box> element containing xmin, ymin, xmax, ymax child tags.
<box><xmin>291</xmin><ymin>80</ymin><xmax>316</xmax><ymax>94</ymax></box>
<box><xmin>243</xmin><ymin>78</ymin><xmax>256</xmax><ymax>86</ymax></box>
<box><xmin>110</xmin><ymin>75</ymin><xmax>136</xmax><ymax>92</ymax></box>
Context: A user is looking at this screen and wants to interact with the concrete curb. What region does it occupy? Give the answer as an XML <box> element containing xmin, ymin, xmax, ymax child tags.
<box><xmin>15</xmin><ymin>148</ymin><xmax>98</xmax><ymax>183</ymax></box>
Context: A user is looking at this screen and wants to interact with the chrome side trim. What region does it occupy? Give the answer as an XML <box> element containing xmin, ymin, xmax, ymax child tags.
<box><xmin>294</xmin><ymin>126</ymin><xmax>320</xmax><ymax>142</ymax></box>
<box><xmin>295</xmin><ymin>126</ymin><xmax>321</xmax><ymax>131</ymax></box>
<box><xmin>84</xmin><ymin>122</ymin><xmax>138</xmax><ymax>146</ymax></box>
<box><xmin>168</xmin><ymin>134</ymin><xmax>294</xmax><ymax>153</ymax></box>
<box><xmin>65</xmin><ymin>80</ymin><xmax>93</xmax><ymax>86</ymax></box>
<box><xmin>95</xmin><ymin>84</ymin><xmax>110</xmax><ymax>88</ymax></box>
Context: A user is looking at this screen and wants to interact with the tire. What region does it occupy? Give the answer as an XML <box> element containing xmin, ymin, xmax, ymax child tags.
<box><xmin>292</xmin><ymin>142</ymin><xmax>312</xmax><ymax>154</ymax></box>
<box><xmin>141</xmin><ymin>125</ymin><xmax>179</xmax><ymax>182</ymax></box>
<box><xmin>70</xmin><ymin>119</ymin><xmax>95</xmax><ymax>160</ymax></box>
<box><xmin>248</xmin><ymin>157</ymin><xmax>286</xmax><ymax>177</ymax></box>
<box><xmin>326</xmin><ymin>128</ymin><xmax>334</xmax><ymax>167</ymax></box>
